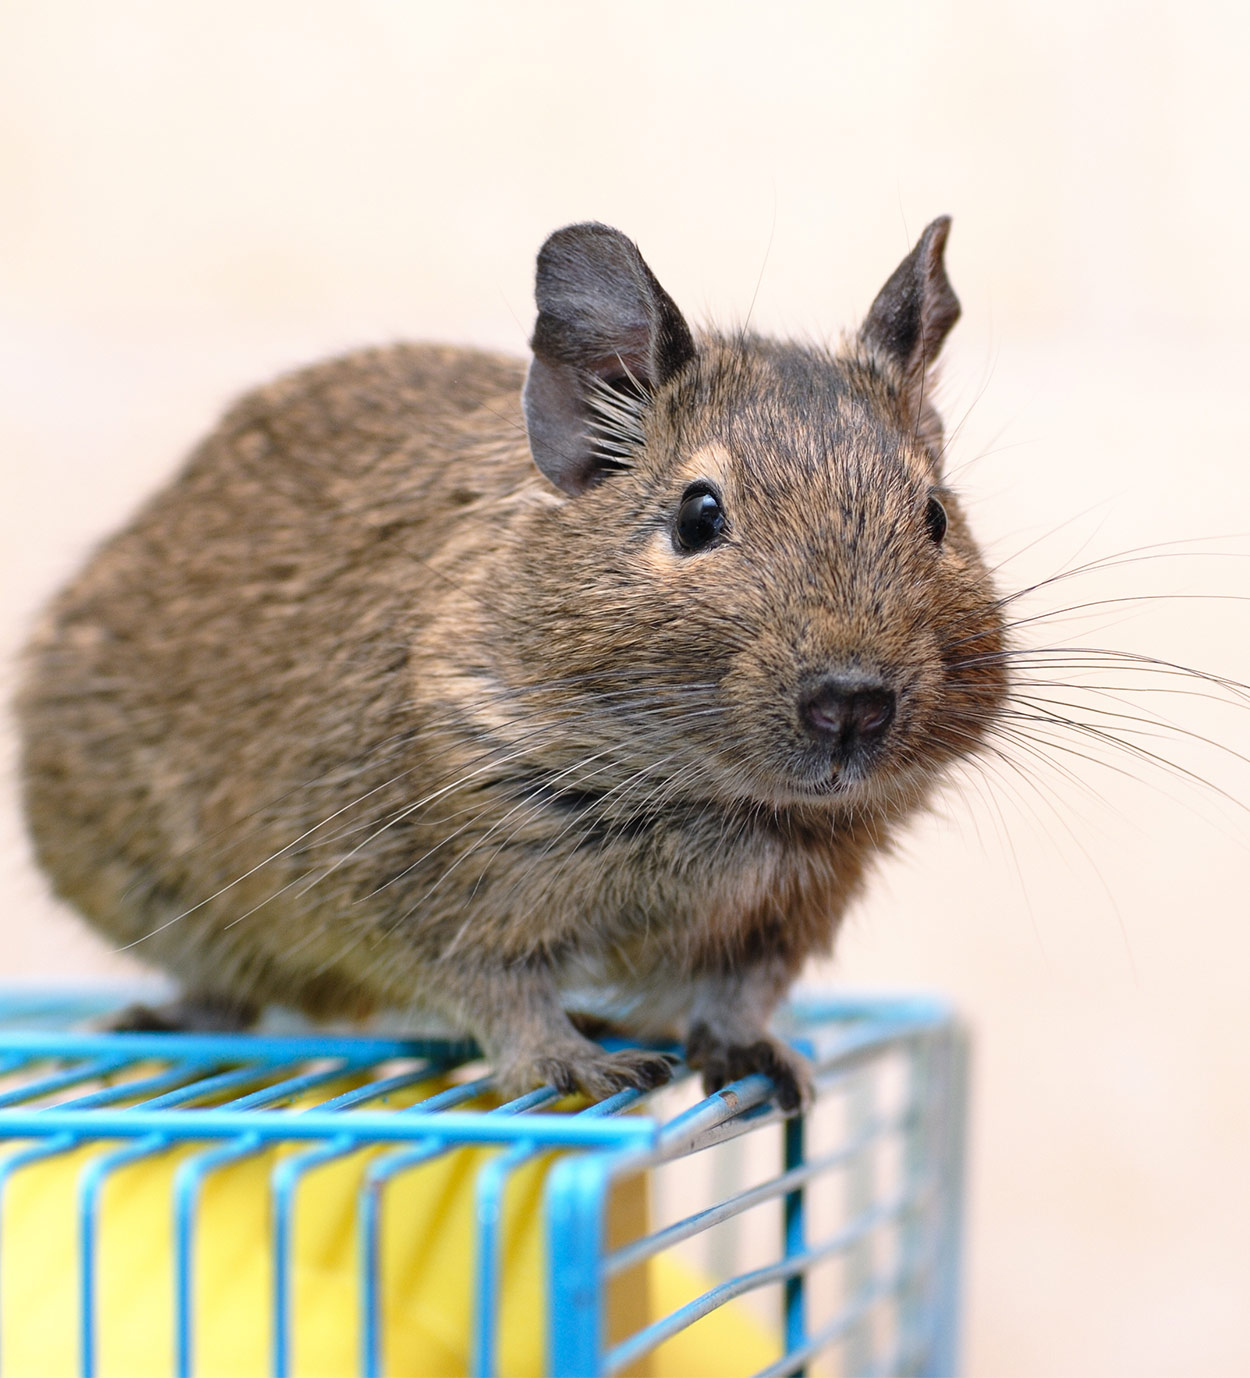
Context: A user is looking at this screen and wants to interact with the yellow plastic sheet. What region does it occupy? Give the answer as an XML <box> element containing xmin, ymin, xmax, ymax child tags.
<box><xmin>0</xmin><ymin>1076</ymin><xmax>782</xmax><ymax>1378</ymax></box>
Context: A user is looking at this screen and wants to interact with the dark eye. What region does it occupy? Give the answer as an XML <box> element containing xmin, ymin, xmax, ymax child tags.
<box><xmin>673</xmin><ymin>483</ymin><xmax>726</xmax><ymax>553</ymax></box>
<box><xmin>925</xmin><ymin>495</ymin><xmax>948</xmax><ymax>544</ymax></box>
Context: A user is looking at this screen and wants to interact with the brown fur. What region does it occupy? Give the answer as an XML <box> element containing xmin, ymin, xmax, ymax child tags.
<box><xmin>16</xmin><ymin>221</ymin><xmax>1008</xmax><ymax>1106</ymax></box>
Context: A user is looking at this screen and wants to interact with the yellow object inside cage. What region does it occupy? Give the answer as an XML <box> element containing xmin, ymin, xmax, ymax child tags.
<box><xmin>0</xmin><ymin>1091</ymin><xmax>781</xmax><ymax>1377</ymax></box>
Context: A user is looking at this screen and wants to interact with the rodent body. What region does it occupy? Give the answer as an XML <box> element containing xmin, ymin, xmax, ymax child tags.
<box><xmin>17</xmin><ymin>220</ymin><xmax>1008</xmax><ymax>1105</ymax></box>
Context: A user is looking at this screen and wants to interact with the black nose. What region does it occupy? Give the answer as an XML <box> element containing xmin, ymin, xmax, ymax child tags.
<box><xmin>800</xmin><ymin>675</ymin><xmax>896</xmax><ymax>753</ymax></box>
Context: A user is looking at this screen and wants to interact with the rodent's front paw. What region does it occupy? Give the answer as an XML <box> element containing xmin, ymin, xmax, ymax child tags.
<box><xmin>500</xmin><ymin>1043</ymin><xmax>676</xmax><ymax>1102</ymax></box>
<box><xmin>685</xmin><ymin>1022</ymin><xmax>812</xmax><ymax>1113</ymax></box>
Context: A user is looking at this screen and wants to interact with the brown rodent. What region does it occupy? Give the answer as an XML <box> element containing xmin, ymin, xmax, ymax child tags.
<box><xmin>16</xmin><ymin>218</ymin><xmax>1008</xmax><ymax>1109</ymax></box>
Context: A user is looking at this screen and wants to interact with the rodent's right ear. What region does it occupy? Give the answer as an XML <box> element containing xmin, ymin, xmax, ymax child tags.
<box><xmin>523</xmin><ymin>223</ymin><xmax>695</xmax><ymax>495</ymax></box>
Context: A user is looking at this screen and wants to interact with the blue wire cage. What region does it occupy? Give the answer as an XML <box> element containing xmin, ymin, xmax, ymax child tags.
<box><xmin>0</xmin><ymin>989</ymin><xmax>966</xmax><ymax>1378</ymax></box>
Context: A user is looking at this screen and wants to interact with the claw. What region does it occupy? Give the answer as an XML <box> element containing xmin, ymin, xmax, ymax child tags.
<box><xmin>685</xmin><ymin>1022</ymin><xmax>812</xmax><ymax>1113</ymax></box>
<box><xmin>505</xmin><ymin>1044</ymin><xmax>675</xmax><ymax>1103</ymax></box>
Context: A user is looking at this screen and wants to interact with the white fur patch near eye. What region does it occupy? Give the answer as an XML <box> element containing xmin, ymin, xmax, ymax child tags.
<box><xmin>679</xmin><ymin>443</ymin><xmax>735</xmax><ymax>493</ymax></box>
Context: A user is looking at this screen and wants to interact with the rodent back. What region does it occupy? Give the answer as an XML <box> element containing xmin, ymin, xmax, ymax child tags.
<box><xmin>15</xmin><ymin>342</ymin><xmax>541</xmax><ymax>994</ymax></box>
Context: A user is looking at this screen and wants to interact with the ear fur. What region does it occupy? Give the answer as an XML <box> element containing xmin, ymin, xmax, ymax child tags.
<box><xmin>860</xmin><ymin>216</ymin><xmax>960</xmax><ymax>447</ymax></box>
<box><xmin>523</xmin><ymin>222</ymin><xmax>695</xmax><ymax>495</ymax></box>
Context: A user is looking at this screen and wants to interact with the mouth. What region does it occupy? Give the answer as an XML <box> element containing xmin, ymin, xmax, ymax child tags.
<box><xmin>799</xmin><ymin>768</ymin><xmax>879</xmax><ymax>805</ymax></box>
<box><xmin>754</xmin><ymin>745</ymin><xmax>936</xmax><ymax>813</ymax></box>
<box><xmin>797</xmin><ymin>760</ymin><xmax>856</xmax><ymax>795</ymax></box>
<box><xmin>727</xmin><ymin>755</ymin><xmax>870</xmax><ymax>810</ymax></box>
<box><xmin>705</xmin><ymin>709</ymin><xmax>912</xmax><ymax>811</ymax></box>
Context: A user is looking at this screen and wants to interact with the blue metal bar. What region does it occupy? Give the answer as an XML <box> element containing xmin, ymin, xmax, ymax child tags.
<box><xmin>803</xmin><ymin>1018</ymin><xmax>948</xmax><ymax>1085</ymax></box>
<box><xmin>57</xmin><ymin>1054</ymin><xmax>285</xmax><ymax>1374</ymax></box>
<box><xmin>205</xmin><ymin>1061</ymin><xmax>376</xmax><ymax>1112</ymax></box>
<box><xmin>0</xmin><ymin>1030</ymin><xmax>477</xmax><ymax>1063</ymax></box>
<box><xmin>174</xmin><ymin>1133</ymin><xmax>264</xmax><ymax>1378</ymax></box>
<box><xmin>7</xmin><ymin>1052</ymin><xmax>239</xmax><ymax>1118</ymax></box>
<box><xmin>843</xmin><ymin>1068</ymin><xmax>879</xmax><ymax>1376</ymax></box>
<box><xmin>358</xmin><ymin>1077</ymin><xmax>510</xmax><ymax>1378</ymax></box>
<box><xmin>783</xmin><ymin>1112</ymin><xmax>807</xmax><ymax>1374</ymax></box>
<box><xmin>548</xmin><ymin>1068</ymin><xmax>903</xmax><ymax>1376</ymax></box>
<box><xmin>544</xmin><ymin>1071</ymin><xmax>805</xmax><ymax>1377</ymax></box>
<box><xmin>0</xmin><ymin>1133</ymin><xmax>79</xmax><ymax>1183</ymax></box>
<box><xmin>53</xmin><ymin>1061</ymin><xmax>222</xmax><ymax>1112</ymax></box>
<box><xmin>272</xmin><ymin>1133</ymin><xmax>355</xmax><ymax>1378</ymax></box>
<box><xmin>654</xmin><ymin>1074</ymin><xmax>780</xmax><ymax>1160</ymax></box>
<box><xmin>0</xmin><ymin>1106</ymin><xmax>658</xmax><ymax>1148</ymax></box>
<box><xmin>788</xmin><ymin>992</ymin><xmax>955</xmax><ymax>1025</ymax></box>
<box><xmin>870</xmin><ymin>1258</ymin><xmax>952</xmax><ymax>1378</ymax></box>
<box><xmin>122</xmin><ymin>1061</ymin><xmax>289</xmax><ymax>1108</ymax></box>
<box><xmin>79</xmin><ymin>1135</ymin><xmax>170</xmax><ymax>1378</ymax></box>
<box><xmin>546</xmin><ymin>1147</ymin><xmax>616</xmax><ymax>1378</ymax></box>
<box><xmin>604</xmin><ymin>1114</ymin><xmax>897</xmax><ymax>1277</ymax></box>
<box><xmin>926</xmin><ymin>1027</ymin><xmax>969</xmax><ymax>1378</ymax></box>
<box><xmin>796</xmin><ymin>1221</ymin><xmax>947</xmax><ymax>1378</ymax></box>
<box><xmin>603</xmin><ymin>1189</ymin><xmax>920</xmax><ymax>1375</ymax></box>
<box><xmin>749</xmin><ymin>1264</ymin><xmax>910</xmax><ymax>1378</ymax></box>
<box><xmin>48</xmin><ymin>1058</ymin><xmax>301</xmax><ymax>1376</ymax></box>
<box><xmin>473</xmin><ymin>1087</ymin><xmax>642</xmax><ymax>1378</ymax></box>
<box><xmin>0</xmin><ymin>1055</ymin><xmax>137</xmax><ymax>1108</ymax></box>
<box><xmin>168</xmin><ymin>1059</ymin><xmax>383</xmax><ymax>1374</ymax></box>
<box><xmin>294</xmin><ymin>1063</ymin><xmax>449</xmax><ymax>1114</ymax></box>
<box><xmin>86</xmin><ymin>1058</ymin><xmax>350</xmax><ymax>1378</ymax></box>
<box><xmin>269</xmin><ymin>1062</ymin><xmax>450</xmax><ymax>1378</ymax></box>
<box><xmin>355</xmin><ymin>1080</ymin><xmax>493</xmax><ymax>1378</ymax></box>
<box><xmin>897</xmin><ymin>1034</ymin><xmax>935</xmax><ymax>1374</ymax></box>
<box><xmin>473</xmin><ymin>1138</ymin><xmax>540</xmax><ymax>1378</ymax></box>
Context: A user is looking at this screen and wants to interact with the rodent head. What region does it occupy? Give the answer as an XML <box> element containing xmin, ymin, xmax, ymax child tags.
<box><xmin>507</xmin><ymin>220</ymin><xmax>1008</xmax><ymax>817</ymax></box>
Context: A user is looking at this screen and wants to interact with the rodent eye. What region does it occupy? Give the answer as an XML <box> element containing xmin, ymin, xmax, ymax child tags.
<box><xmin>925</xmin><ymin>495</ymin><xmax>948</xmax><ymax>544</ymax></box>
<box><xmin>673</xmin><ymin>483</ymin><xmax>726</xmax><ymax>553</ymax></box>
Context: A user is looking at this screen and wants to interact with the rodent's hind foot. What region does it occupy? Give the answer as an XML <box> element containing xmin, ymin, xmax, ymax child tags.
<box><xmin>685</xmin><ymin>1022</ymin><xmax>812</xmax><ymax>1113</ymax></box>
<box><xmin>100</xmin><ymin>991</ymin><xmax>259</xmax><ymax>1034</ymax></box>
<box><xmin>500</xmin><ymin>1042</ymin><xmax>676</xmax><ymax>1103</ymax></box>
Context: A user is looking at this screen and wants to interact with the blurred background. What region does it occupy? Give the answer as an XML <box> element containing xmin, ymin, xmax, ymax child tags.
<box><xmin>2</xmin><ymin>3</ymin><xmax>1248</xmax><ymax>1373</ymax></box>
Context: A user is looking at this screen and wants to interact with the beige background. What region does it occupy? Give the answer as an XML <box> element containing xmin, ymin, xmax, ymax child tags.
<box><xmin>3</xmin><ymin>4</ymin><xmax>1249</xmax><ymax>1374</ymax></box>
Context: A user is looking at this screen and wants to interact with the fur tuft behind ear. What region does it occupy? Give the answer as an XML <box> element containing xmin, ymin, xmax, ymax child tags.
<box><xmin>522</xmin><ymin>223</ymin><xmax>695</xmax><ymax>495</ymax></box>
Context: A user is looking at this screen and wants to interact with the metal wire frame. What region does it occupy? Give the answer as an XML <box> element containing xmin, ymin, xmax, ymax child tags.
<box><xmin>0</xmin><ymin>990</ymin><xmax>967</xmax><ymax>1378</ymax></box>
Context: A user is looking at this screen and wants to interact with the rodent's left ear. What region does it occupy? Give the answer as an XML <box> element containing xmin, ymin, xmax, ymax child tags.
<box><xmin>523</xmin><ymin>223</ymin><xmax>695</xmax><ymax>495</ymax></box>
<box><xmin>859</xmin><ymin>216</ymin><xmax>960</xmax><ymax>421</ymax></box>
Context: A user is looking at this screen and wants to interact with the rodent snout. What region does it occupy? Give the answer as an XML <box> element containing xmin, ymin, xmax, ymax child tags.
<box><xmin>799</xmin><ymin>674</ymin><xmax>897</xmax><ymax>758</ymax></box>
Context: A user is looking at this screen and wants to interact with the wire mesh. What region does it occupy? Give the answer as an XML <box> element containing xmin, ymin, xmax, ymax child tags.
<box><xmin>0</xmin><ymin>989</ymin><xmax>966</xmax><ymax>1378</ymax></box>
